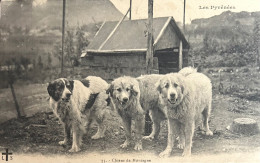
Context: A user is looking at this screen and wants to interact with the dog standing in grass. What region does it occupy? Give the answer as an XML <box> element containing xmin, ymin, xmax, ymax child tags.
<box><xmin>47</xmin><ymin>76</ymin><xmax>110</xmax><ymax>152</ymax></box>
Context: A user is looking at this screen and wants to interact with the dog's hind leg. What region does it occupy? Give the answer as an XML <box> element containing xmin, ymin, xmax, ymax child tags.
<box><xmin>143</xmin><ymin>109</ymin><xmax>164</xmax><ymax>141</ymax></box>
<box><xmin>92</xmin><ymin>125</ymin><xmax>106</xmax><ymax>140</ymax></box>
<box><xmin>92</xmin><ymin>114</ymin><xmax>106</xmax><ymax>140</ymax></box>
<box><xmin>202</xmin><ymin>101</ymin><xmax>213</xmax><ymax>136</ymax></box>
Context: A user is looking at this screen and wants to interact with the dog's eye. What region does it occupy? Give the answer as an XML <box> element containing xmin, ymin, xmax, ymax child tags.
<box><xmin>165</xmin><ymin>83</ymin><xmax>169</xmax><ymax>88</ymax></box>
<box><xmin>117</xmin><ymin>88</ymin><xmax>122</xmax><ymax>92</ymax></box>
<box><xmin>174</xmin><ymin>83</ymin><xmax>178</xmax><ymax>87</ymax></box>
<box><xmin>126</xmin><ymin>88</ymin><xmax>130</xmax><ymax>92</ymax></box>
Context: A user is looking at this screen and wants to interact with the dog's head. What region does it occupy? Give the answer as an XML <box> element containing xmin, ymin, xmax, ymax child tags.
<box><xmin>47</xmin><ymin>78</ymin><xmax>74</xmax><ymax>102</ymax></box>
<box><xmin>156</xmin><ymin>73</ymin><xmax>185</xmax><ymax>107</ymax></box>
<box><xmin>106</xmin><ymin>76</ymin><xmax>139</xmax><ymax>107</ymax></box>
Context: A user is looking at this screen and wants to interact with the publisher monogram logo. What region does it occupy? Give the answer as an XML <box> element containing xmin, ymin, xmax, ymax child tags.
<box><xmin>2</xmin><ymin>149</ymin><xmax>13</xmax><ymax>161</ymax></box>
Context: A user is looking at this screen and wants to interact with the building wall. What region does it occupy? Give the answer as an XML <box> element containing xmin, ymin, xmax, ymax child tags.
<box><xmin>81</xmin><ymin>50</ymin><xmax>188</xmax><ymax>81</ymax></box>
<box><xmin>183</xmin><ymin>51</ymin><xmax>189</xmax><ymax>67</ymax></box>
<box><xmin>81</xmin><ymin>53</ymin><xmax>149</xmax><ymax>81</ymax></box>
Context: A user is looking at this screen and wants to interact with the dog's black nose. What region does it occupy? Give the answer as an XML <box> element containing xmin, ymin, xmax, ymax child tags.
<box><xmin>123</xmin><ymin>97</ymin><xmax>128</xmax><ymax>102</ymax></box>
<box><xmin>170</xmin><ymin>93</ymin><xmax>175</xmax><ymax>99</ymax></box>
<box><xmin>66</xmin><ymin>93</ymin><xmax>71</xmax><ymax>98</ymax></box>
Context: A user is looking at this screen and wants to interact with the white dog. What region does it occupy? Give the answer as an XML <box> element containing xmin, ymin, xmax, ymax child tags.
<box><xmin>47</xmin><ymin>76</ymin><xmax>110</xmax><ymax>152</ymax></box>
<box><xmin>156</xmin><ymin>68</ymin><xmax>213</xmax><ymax>157</ymax></box>
<box><xmin>107</xmin><ymin>74</ymin><xmax>166</xmax><ymax>150</ymax></box>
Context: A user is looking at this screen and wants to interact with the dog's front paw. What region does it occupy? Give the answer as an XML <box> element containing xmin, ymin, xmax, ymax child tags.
<box><xmin>59</xmin><ymin>140</ymin><xmax>68</xmax><ymax>145</ymax></box>
<box><xmin>182</xmin><ymin>150</ymin><xmax>191</xmax><ymax>157</ymax></box>
<box><xmin>142</xmin><ymin>135</ymin><xmax>154</xmax><ymax>141</ymax></box>
<box><xmin>205</xmin><ymin>130</ymin><xmax>213</xmax><ymax>136</ymax></box>
<box><xmin>91</xmin><ymin>134</ymin><xmax>104</xmax><ymax>140</ymax></box>
<box><xmin>134</xmin><ymin>143</ymin><xmax>143</xmax><ymax>151</ymax></box>
<box><xmin>159</xmin><ymin>149</ymin><xmax>172</xmax><ymax>158</ymax></box>
<box><xmin>68</xmin><ymin>146</ymin><xmax>81</xmax><ymax>153</ymax></box>
<box><xmin>120</xmin><ymin>140</ymin><xmax>130</xmax><ymax>149</ymax></box>
<box><xmin>177</xmin><ymin>143</ymin><xmax>185</xmax><ymax>149</ymax></box>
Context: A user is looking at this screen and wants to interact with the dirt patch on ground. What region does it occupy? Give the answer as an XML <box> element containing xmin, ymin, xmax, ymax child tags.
<box><xmin>0</xmin><ymin>93</ymin><xmax>260</xmax><ymax>159</ymax></box>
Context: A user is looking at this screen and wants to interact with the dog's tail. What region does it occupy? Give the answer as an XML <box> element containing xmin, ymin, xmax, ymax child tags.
<box><xmin>178</xmin><ymin>67</ymin><xmax>197</xmax><ymax>77</ymax></box>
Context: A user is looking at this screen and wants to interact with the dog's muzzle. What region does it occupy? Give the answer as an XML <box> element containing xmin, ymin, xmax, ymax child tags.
<box><xmin>168</xmin><ymin>97</ymin><xmax>177</xmax><ymax>105</ymax></box>
<box><xmin>168</xmin><ymin>93</ymin><xmax>177</xmax><ymax>104</ymax></box>
<box><xmin>117</xmin><ymin>97</ymin><xmax>129</xmax><ymax>106</ymax></box>
<box><xmin>168</xmin><ymin>99</ymin><xmax>177</xmax><ymax>104</ymax></box>
<box><xmin>62</xmin><ymin>93</ymin><xmax>71</xmax><ymax>102</ymax></box>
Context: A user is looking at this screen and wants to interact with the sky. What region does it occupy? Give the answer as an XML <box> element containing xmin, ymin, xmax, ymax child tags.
<box><xmin>32</xmin><ymin>0</ymin><xmax>47</xmax><ymax>7</ymax></box>
<box><xmin>1</xmin><ymin>0</ymin><xmax>260</xmax><ymax>23</ymax></box>
<box><xmin>110</xmin><ymin>0</ymin><xmax>260</xmax><ymax>23</ymax></box>
<box><xmin>1</xmin><ymin>0</ymin><xmax>47</xmax><ymax>7</ymax></box>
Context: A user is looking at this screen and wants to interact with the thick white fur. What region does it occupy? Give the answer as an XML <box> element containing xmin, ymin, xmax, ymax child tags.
<box><xmin>108</xmin><ymin>76</ymin><xmax>144</xmax><ymax>150</ymax></box>
<box><xmin>108</xmin><ymin>74</ymin><xmax>166</xmax><ymax>150</ymax></box>
<box><xmin>87</xmin><ymin>76</ymin><xmax>109</xmax><ymax>94</ymax></box>
<box><xmin>49</xmin><ymin>76</ymin><xmax>109</xmax><ymax>152</ymax></box>
<box><xmin>157</xmin><ymin>68</ymin><xmax>213</xmax><ymax>157</ymax></box>
<box><xmin>137</xmin><ymin>74</ymin><xmax>167</xmax><ymax>140</ymax></box>
<box><xmin>178</xmin><ymin>66</ymin><xmax>197</xmax><ymax>76</ymax></box>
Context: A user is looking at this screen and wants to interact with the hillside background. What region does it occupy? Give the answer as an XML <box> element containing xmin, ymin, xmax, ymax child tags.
<box><xmin>0</xmin><ymin>0</ymin><xmax>260</xmax><ymax>87</ymax></box>
<box><xmin>186</xmin><ymin>11</ymin><xmax>260</xmax><ymax>69</ymax></box>
<box><xmin>0</xmin><ymin>0</ymin><xmax>123</xmax><ymax>66</ymax></box>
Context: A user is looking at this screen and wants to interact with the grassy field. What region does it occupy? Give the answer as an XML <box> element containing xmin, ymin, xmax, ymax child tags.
<box><xmin>0</xmin><ymin>66</ymin><xmax>260</xmax><ymax>162</ymax></box>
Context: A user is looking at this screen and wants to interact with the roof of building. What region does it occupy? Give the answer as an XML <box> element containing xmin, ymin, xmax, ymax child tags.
<box><xmin>82</xmin><ymin>16</ymin><xmax>189</xmax><ymax>56</ymax></box>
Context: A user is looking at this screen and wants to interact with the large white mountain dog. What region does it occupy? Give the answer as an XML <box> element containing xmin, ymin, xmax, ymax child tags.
<box><xmin>106</xmin><ymin>74</ymin><xmax>166</xmax><ymax>150</ymax></box>
<box><xmin>156</xmin><ymin>68</ymin><xmax>213</xmax><ymax>157</ymax></box>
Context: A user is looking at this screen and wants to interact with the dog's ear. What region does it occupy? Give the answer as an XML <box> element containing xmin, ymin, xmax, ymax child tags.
<box><xmin>130</xmin><ymin>84</ymin><xmax>139</xmax><ymax>96</ymax></box>
<box><xmin>47</xmin><ymin>82</ymin><xmax>55</xmax><ymax>97</ymax></box>
<box><xmin>155</xmin><ymin>80</ymin><xmax>162</xmax><ymax>94</ymax></box>
<box><xmin>68</xmin><ymin>80</ymin><xmax>74</xmax><ymax>93</ymax></box>
<box><xmin>106</xmin><ymin>84</ymin><xmax>114</xmax><ymax>97</ymax></box>
<box><xmin>181</xmin><ymin>85</ymin><xmax>184</xmax><ymax>94</ymax></box>
<box><xmin>177</xmin><ymin>75</ymin><xmax>185</xmax><ymax>94</ymax></box>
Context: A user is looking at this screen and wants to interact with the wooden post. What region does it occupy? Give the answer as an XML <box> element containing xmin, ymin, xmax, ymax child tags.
<box><xmin>145</xmin><ymin>0</ymin><xmax>154</xmax><ymax>135</ymax></box>
<box><xmin>8</xmin><ymin>72</ymin><xmax>25</xmax><ymax>118</ymax></box>
<box><xmin>61</xmin><ymin>0</ymin><xmax>66</xmax><ymax>75</ymax></box>
<box><xmin>183</xmin><ymin>0</ymin><xmax>186</xmax><ymax>32</ymax></box>
<box><xmin>10</xmin><ymin>83</ymin><xmax>23</xmax><ymax>118</ymax></box>
<box><xmin>129</xmin><ymin>0</ymin><xmax>132</xmax><ymax>20</ymax></box>
<box><xmin>0</xmin><ymin>0</ymin><xmax>2</xmax><ymax>20</ymax></box>
<box><xmin>179</xmin><ymin>41</ymin><xmax>183</xmax><ymax>70</ymax></box>
<box><xmin>146</xmin><ymin>0</ymin><xmax>154</xmax><ymax>74</ymax></box>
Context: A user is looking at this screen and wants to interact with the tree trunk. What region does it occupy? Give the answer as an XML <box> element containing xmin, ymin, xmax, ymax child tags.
<box><xmin>61</xmin><ymin>0</ymin><xmax>66</xmax><ymax>74</ymax></box>
<box><xmin>229</xmin><ymin>118</ymin><xmax>259</xmax><ymax>135</ymax></box>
